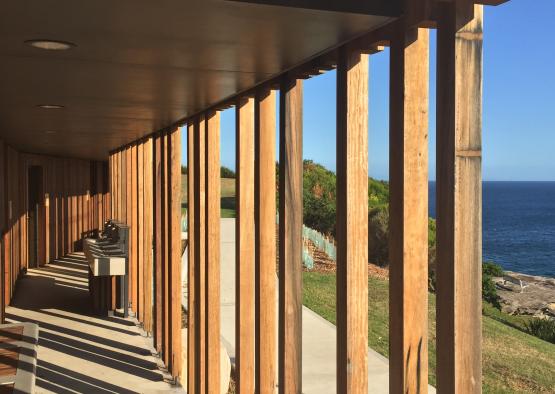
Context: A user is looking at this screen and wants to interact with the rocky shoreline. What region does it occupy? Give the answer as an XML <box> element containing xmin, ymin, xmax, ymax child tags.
<box><xmin>493</xmin><ymin>271</ymin><xmax>555</xmax><ymax>320</ymax></box>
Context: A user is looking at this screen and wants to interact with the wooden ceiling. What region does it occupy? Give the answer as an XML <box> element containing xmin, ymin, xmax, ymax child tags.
<box><xmin>0</xmin><ymin>0</ymin><xmax>397</xmax><ymax>160</ymax></box>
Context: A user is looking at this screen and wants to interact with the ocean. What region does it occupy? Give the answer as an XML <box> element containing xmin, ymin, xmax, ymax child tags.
<box><xmin>429</xmin><ymin>181</ymin><xmax>555</xmax><ymax>278</ymax></box>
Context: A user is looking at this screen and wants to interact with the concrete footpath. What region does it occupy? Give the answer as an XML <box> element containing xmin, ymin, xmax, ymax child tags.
<box><xmin>184</xmin><ymin>218</ymin><xmax>436</xmax><ymax>393</ymax></box>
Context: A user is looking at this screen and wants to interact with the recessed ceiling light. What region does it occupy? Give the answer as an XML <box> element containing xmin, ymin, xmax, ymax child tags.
<box><xmin>25</xmin><ymin>39</ymin><xmax>75</xmax><ymax>51</ymax></box>
<box><xmin>37</xmin><ymin>104</ymin><xmax>64</xmax><ymax>109</ymax></box>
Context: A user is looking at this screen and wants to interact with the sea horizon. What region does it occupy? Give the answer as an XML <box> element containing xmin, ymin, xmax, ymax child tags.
<box><xmin>429</xmin><ymin>181</ymin><xmax>555</xmax><ymax>278</ymax></box>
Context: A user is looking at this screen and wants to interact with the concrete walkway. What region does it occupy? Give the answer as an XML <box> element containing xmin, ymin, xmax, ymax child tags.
<box><xmin>183</xmin><ymin>218</ymin><xmax>435</xmax><ymax>393</ymax></box>
<box><xmin>7</xmin><ymin>253</ymin><xmax>182</xmax><ymax>394</ymax></box>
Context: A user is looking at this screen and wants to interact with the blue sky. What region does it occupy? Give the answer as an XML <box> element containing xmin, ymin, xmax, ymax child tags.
<box><xmin>183</xmin><ymin>0</ymin><xmax>555</xmax><ymax>181</ymax></box>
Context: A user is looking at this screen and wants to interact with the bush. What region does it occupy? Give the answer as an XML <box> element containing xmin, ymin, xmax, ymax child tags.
<box><xmin>181</xmin><ymin>165</ymin><xmax>188</xmax><ymax>174</ymax></box>
<box><xmin>483</xmin><ymin>261</ymin><xmax>504</xmax><ymax>277</ymax></box>
<box><xmin>302</xmin><ymin>161</ymin><xmax>337</xmax><ymax>235</ymax></box>
<box><xmin>525</xmin><ymin>318</ymin><xmax>555</xmax><ymax>344</ymax></box>
<box><xmin>221</xmin><ymin>166</ymin><xmax>236</xmax><ymax>178</ymax></box>
<box><xmin>482</xmin><ymin>273</ymin><xmax>501</xmax><ymax>309</ymax></box>
<box><xmin>368</xmin><ymin>206</ymin><xmax>389</xmax><ymax>267</ymax></box>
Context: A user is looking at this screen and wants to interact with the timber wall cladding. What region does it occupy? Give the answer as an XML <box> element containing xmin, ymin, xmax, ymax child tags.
<box><xmin>109</xmin><ymin>129</ymin><xmax>181</xmax><ymax>380</ymax></box>
<box><xmin>0</xmin><ymin>138</ymin><xmax>110</xmax><ymax>319</ymax></box>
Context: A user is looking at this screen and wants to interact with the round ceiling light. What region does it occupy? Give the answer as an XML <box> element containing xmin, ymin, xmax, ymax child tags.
<box><xmin>37</xmin><ymin>104</ymin><xmax>65</xmax><ymax>109</ymax></box>
<box><xmin>25</xmin><ymin>39</ymin><xmax>75</xmax><ymax>51</ymax></box>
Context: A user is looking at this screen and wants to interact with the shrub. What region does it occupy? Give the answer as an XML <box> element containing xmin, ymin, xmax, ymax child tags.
<box><xmin>368</xmin><ymin>206</ymin><xmax>389</xmax><ymax>267</ymax></box>
<box><xmin>221</xmin><ymin>166</ymin><xmax>236</xmax><ymax>178</ymax></box>
<box><xmin>483</xmin><ymin>261</ymin><xmax>504</xmax><ymax>277</ymax></box>
<box><xmin>482</xmin><ymin>273</ymin><xmax>501</xmax><ymax>309</ymax></box>
<box><xmin>525</xmin><ymin>318</ymin><xmax>555</xmax><ymax>344</ymax></box>
<box><xmin>181</xmin><ymin>165</ymin><xmax>188</xmax><ymax>174</ymax></box>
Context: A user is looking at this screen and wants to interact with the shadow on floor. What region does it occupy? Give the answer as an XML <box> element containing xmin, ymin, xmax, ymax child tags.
<box><xmin>6</xmin><ymin>253</ymin><xmax>170</xmax><ymax>394</ymax></box>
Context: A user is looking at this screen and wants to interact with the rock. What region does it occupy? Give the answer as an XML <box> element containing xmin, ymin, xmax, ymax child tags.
<box><xmin>545</xmin><ymin>303</ymin><xmax>555</xmax><ymax>317</ymax></box>
<box><xmin>496</xmin><ymin>272</ymin><xmax>555</xmax><ymax>319</ymax></box>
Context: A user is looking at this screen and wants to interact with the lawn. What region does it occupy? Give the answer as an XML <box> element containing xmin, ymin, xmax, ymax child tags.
<box><xmin>303</xmin><ymin>272</ymin><xmax>555</xmax><ymax>393</ymax></box>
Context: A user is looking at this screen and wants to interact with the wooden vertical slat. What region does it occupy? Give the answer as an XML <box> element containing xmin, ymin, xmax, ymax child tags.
<box><xmin>0</xmin><ymin>140</ymin><xmax>4</xmax><ymax>322</ymax></box>
<box><xmin>236</xmin><ymin>97</ymin><xmax>256</xmax><ymax>394</ymax></box>
<box><xmin>73</xmin><ymin>159</ymin><xmax>78</xmax><ymax>252</ymax></box>
<box><xmin>76</xmin><ymin>162</ymin><xmax>82</xmax><ymax>250</ymax></box>
<box><xmin>170</xmin><ymin>127</ymin><xmax>182</xmax><ymax>379</ymax></box>
<box><xmin>130</xmin><ymin>146</ymin><xmax>137</xmax><ymax>313</ymax></box>
<box><xmin>278</xmin><ymin>78</ymin><xmax>303</xmax><ymax>394</ymax></box>
<box><xmin>57</xmin><ymin>159</ymin><xmax>63</xmax><ymax>259</ymax></box>
<box><xmin>336</xmin><ymin>46</ymin><xmax>369</xmax><ymax>393</ymax></box>
<box><xmin>131</xmin><ymin>144</ymin><xmax>141</xmax><ymax>314</ymax></box>
<box><xmin>154</xmin><ymin>136</ymin><xmax>164</xmax><ymax>354</ymax></box>
<box><xmin>436</xmin><ymin>4</ymin><xmax>483</xmax><ymax>393</ymax></box>
<box><xmin>0</xmin><ymin>140</ymin><xmax>4</xmax><ymax>233</ymax></box>
<box><xmin>63</xmin><ymin>159</ymin><xmax>68</xmax><ymax>255</ymax></box>
<box><xmin>187</xmin><ymin>122</ymin><xmax>197</xmax><ymax>394</ymax></box>
<box><xmin>163</xmin><ymin>133</ymin><xmax>171</xmax><ymax>367</ymax></box>
<box><xmin>206</xmin><ymin>112</ymin><xmax>221</xmax><ymax>393</ymax></box>
<box><xmin>194</xmin><ymin>116</ymin><xmax>207</xmax><ymax>393</ymax></box>
<box><xmin>389</xmin><ymin>24</ymin><xmax>430</xmax><ymax>394</ymax></box>
<box><xmin>255</xmin><ymin>89</ymin><xmax>277</xmax><ymax>394</ymax></box>
<box><xmin>144</xmin><ymin>138</ymin><xmax>154</xmax><ymax>333</ymax></box>
<box><xmin>133</xmin><ymin>142</ymin><xmax>145</xmax><ymax>323</ymax></box>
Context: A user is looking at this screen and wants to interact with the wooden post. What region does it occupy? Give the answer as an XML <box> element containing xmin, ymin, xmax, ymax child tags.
<box><xmin>144</xmin><ymin>138</ymin><xmax>154</xmax><ymax>333</ymax></box>
<box><xmin>138</xmin><ymin>142</ymin><xmax>145</xmax><ymax>322</ymax></box>
<box><xmin>194</xmin><ymin>116</ymin><xmax>207</xmax><ymax>393</ymax></box>
<box><xmin>206</xmin><ymin>112</ymin><xmax>221</xmax><ymax>393</ymax></box>
<box><xmin>170</xmin><ymin>127</ymin><xmax>182</xmax><ymax>379</ymax></box>
<box><xmin>255</xmin><ymin>89</ymin><xmax>277</xmax><ymax>394</ymax></box>
<box><xmin>389</xmin><ymin>23</ymin><xmax>430</xmax><ymax>394</ymax></box>
<box><xmin>278</xmin><ymin>77</ymin><xmax>303</xmax><ymax>394</ymax></box>
<box><xmin>236</xmin><ymin>97</ymin><xmax>255</xmax><ymax>394</ymax></box>
<box><xmin>187</xmin><ymin>122</ymin><xmax>197</xmax><ymax>394</ymax></box>
<box><xmin>436</xmin><ymin>4</ymin><xmax>483</xmax><ymax>393</ymax></box>
<box><xmin>154</xmin><ymin>136</ymin><xmax>164</xmax><ymax>353</ymax></box>
<box><xmin>336</xmin><ymin>45</ymin><xmax>369</xmax><ymax>393</ymax></box>
<box><xmin>163</xmin><ymin>133</ymin><xmax>171</xmax><ymax>367</ymax></box>
<box><xmin>131</xmin><ymin>145</ymin><xmax>138</xmax><ymax>314</ymax></box>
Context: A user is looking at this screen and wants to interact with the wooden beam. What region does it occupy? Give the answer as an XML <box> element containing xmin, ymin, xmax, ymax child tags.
<box><xmin>278</xmin><ymin>77</ymin><xmax>303</xmax><ymax>394</ymax></box>
<box><xmin>255</xmin><ymin>89</ymin><xmax>277</xmax><ymax>394</ymax></box>
<box><xmin>187</xmin><ymin>122</ymin><xmax>197</xmax><ymax>394</ymax></box>
<box><xmin>131</xmin><ymin>145</ymin><xmax>138</xmax><ymax>314</ymax></box>
<box><xmin>138</xmin><ymin>142</ymin><xmax>145</xmax><ymax>323</ymax></box>
<box><xmin>236</xmin><ymin>97</ymin><xmax>256</xmax><ymax>394</ymax></box>
<box><xmin>194</xmin><ymin>116</ymin><xmax>207</xmax><ymax>394</ymax></box>
<box><xmin>154</xmin><ymin>136</ymin><xmax>164</xmax><ymax>354</ymax></box>
<box><xmin>336</xmin><ymin>45</ymin><xmax>369</xmax><ymax>393</ymax></box>
<box><xmin>144</xmin><ymin>138</ymin><xmax>154</xmax><ymax>333</ymax></box>
<box><xmin>170</xmin><ymin>127</ymin><xmax>182</xmax><ymax>379</ymax></box>
<box><xmin>436</xmin><ymin>3</ymin><xmax>483</xmax><ymax>393</ymax></box>
<box><xmin>206</xmin><ymin>112</ymin><xmax>221</xmax><ymax>393</ymax></box>
<box><xmin>389</xmin><ymin>24</ymin><xmax>430</xmax><ymax>394</ymax></box>
<box><xmin>163</xmin><ymin>133</ymin><xmax>171</xmax><ymax>367</ymax></box>
<box><xmin>227</xmin><ymin>0</ymin><xmax>402</xmax><ymax>17</ymax></box>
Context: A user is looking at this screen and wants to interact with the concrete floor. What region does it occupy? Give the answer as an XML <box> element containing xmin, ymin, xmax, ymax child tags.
<box><xmin>6</xmin><ymin>253</ymin><xmax>183</xmax><ymax>394</ymax></box>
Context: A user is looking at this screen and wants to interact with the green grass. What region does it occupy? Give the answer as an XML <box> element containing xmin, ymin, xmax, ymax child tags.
<box><xmin>303</xmin><ymin>272</ymin><xmax>555</xmax><ymax>393</ymax></box>
<box><xmin>221</xmin><ymin>208</ymin><xmax>236</xmax><ymax>218</ymax></box>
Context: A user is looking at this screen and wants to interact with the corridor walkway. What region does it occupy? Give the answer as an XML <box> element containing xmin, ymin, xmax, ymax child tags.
<box><xmin>6</xmin><ymin>253</ymin><xmax>182</xmax><ymax>394</ymax></box>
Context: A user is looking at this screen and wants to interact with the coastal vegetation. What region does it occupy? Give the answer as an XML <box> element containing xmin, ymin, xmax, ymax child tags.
<box><xmin>482</xmin><ymin>262</ymin><xmax>503</xmax><ymax>309</ymax></box>
<box><xmin>525</xmin><ymin>318</ymin><xmax>555</xmax><ymax>344</ymax></box>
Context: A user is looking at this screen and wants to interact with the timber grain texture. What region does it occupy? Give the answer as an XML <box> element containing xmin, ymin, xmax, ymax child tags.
<box><xmin>436</xmin><ymin>3</ymin><xmax>483</xmax><ymax>393</ymax></box>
